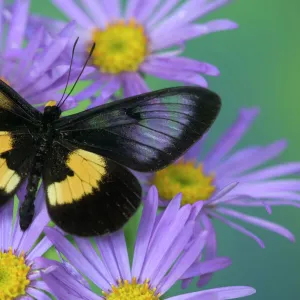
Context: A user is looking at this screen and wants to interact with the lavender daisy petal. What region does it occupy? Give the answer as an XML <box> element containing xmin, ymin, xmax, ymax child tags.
<box><xmin>142</xmin><ymin>61</ymin><xmax>208</xmax><ymax>87</ymax></box>
<box><xmin>132</xmin><ymin>186</ymin><xmax>158</xmax><ymax>278</ymax></box>
<box><xmin>0</xmin><ymin>200</ymin><xmax>14</xmax><ymax>251</ymax></box>
<box><xmin>51</xmin><ymin>0</ymin><xmax>94</xmax><ymax>28</ymax></box>
<box><xmin>5</xmin><ymin>0</ymin><xmax>29</xmax><ymax>53</ymax></box>
<box><xmin>44</xmin><ymin>227</ymin><xmax>108</xmax><ymax>289</ymax></box>
<box><xmin>166</xmin><ymin>286</ymin><xmax>256</xmax><ymax>300</ymax></box>
<box><xmin>79</xmin><ymin>0</ymin><xmax>109</xmax><ymax>27</ymax></box>
<box><xmin>41</xmin><ymin>188</ymin><xmax>251</xmax><ymax>298</ymax></box>
<box><xmin>205</xmin><ymin>108</ymin><xmax>259</xmax><ymax>170</ymax></box>
<box><xmin>217</xmin><ymin>207</ymin><xmax>295</xmax><ymax>242</ymax></box>
<box><xmin>29</xmin><ymin>0</ymin><xmax>236</xmax><ymax>96</ymax></box>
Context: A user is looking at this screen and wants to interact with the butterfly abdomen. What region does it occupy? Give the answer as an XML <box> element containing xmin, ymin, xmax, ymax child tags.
<box><xmin>19</xmin><ymin>122</ymin><xmax>56</xmax><ymax>230</ymax></box>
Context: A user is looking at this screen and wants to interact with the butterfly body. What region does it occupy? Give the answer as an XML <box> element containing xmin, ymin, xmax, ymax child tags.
<box><xmin>19</xmin><ymin>104</ymin><xmax>62</xmax><ymax>230</ymax></box>
<box><xmin>0</xmin><ymin>79</ymin><xmax>221</xmax><ymax>236</ymax></box>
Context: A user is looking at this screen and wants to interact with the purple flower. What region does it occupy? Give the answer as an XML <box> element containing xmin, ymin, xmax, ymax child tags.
<box><xmin>38</xmin><ymin>186</ymin><xmax>255</xmax><ymax>299</ymax></box>
<box><xmin>140</xmin><ymin>107</ymin><xmax>300</xmax><ymax>275</ymax></box>
<box><xmin>2</xmin><ymin>0</ymin><xmax>94</xmax><ymax>110</ymax></box>
<box><xmin>0</xmin><ymin>187</ymin><xmax>55</xmax><ymax>299</ymax></box>
<box><xmin>28</xmin><ymin>0</ymin><xmax>237</xmax><ymax>106</ymax></box>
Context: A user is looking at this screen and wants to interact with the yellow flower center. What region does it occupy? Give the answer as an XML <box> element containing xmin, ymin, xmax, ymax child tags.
<box><xmin>104</xmin><ymin>278</ymin><xmax>159</xmax><ymax>300</ymax></box>
<box><xmin>152</xmin><ymin>161</ymin><xmax>216</xmax><ymax>205</ymax></box>
<box><xmin>90</xmin><ymin>19</ymin><xmax>148</xmax><ymax>74</ymax></box>
<box><xmin>0</xmin><ymin>248</ymin><xmax>30</xmax><ymax>300</ymax></box>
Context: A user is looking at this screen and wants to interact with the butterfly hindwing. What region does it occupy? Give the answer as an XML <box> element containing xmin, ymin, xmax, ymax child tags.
<box><xmin>54</xmin><ymin>87</ymin><xmax>221</xmax><ymax>172</ymax></box>
<box><xmin>43</xmin><ymin>141</ymin><xmax>141</xmax><ymax>236</ymax></box>
<box><xmin>0</xmin><ymin>80</ymin><xmax>40</xmax><ymax>205</ymax></box>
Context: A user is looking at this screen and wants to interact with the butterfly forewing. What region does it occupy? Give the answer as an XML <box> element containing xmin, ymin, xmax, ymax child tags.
<box><xmin>0</xmin><ymin>80</ymin><xmax>40</xmax><ymax>206</ymax></box>
<box><xmin>43</xmin><ymin>141</ymin><xmax>141</xmax><ymax>236</ymax></box>
<box><xmin>0</xmin><ymin>79</ymin><xmax>221</xmax><ymax>237</ymax></box>
<box><xmin>53</xmin><ymin>87</ymin><xmax>221</xmax><ymax>172</ymax></box>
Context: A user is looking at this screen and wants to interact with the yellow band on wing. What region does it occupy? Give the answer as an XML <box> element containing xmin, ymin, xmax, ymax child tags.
<box><xmin>47</xmin><ymin>149</ymin><xmax>107</xmax><ymax>206</ymax></box>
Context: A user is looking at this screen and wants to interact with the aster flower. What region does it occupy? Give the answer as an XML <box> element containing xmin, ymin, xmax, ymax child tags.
<box><xmin>2</xmin><ymin>0</ymin><xmax>93</xmax><ymax>110</ymax></box>
<box><xmin>37</xmin><ymin>186</ymin><xmax>255</xmax><ymax>299</ymax></box>
<box><xmin>0</xmin><ymin>187</ymin><xmax>56</xmax><ymax>299</ymax></box>
<box><xmin>139</xmin><ymin>107</ymin><xmax>300</xmax><ymax>286</ymax></box>
<box><xmin>27</xmin><ymin>0</ymin><xmax>237</xmax><ymax>106</ymax></box>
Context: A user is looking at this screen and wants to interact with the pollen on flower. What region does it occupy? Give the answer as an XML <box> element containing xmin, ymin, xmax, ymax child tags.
<box><xmin>104</xmin><ymin>277</ymin><xmax>160</xmax><ymax>300</ymax></box>
<box><xmin>0</xmin><ymin>248</ymin><xmax>30</xmax><ymax>299</ymax></box>
<box><xmin>152</xmin><ymin>161</ymin><xmax>216</xmax><ymax>205</ymax></box>
<box><xmin>89</xmin><ymin>19</ymin><xmax>148</xmax><ymax>74</ymax></box>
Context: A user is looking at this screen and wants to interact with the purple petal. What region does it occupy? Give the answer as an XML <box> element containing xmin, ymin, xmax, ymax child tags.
<box><xmin>44</xmin><ymin>227</ymin><xmax>105</xmax><ymax>288</ymax></box>
<box><xmin>214</xmin><ymin>146</ymin><xmax>263</xmax><ymax>176</ymax></box>
<box><xmin>216</xmin><ymin>140</ymin><xmax>288</xmax><ymax>181</ymax></box>
<box><xmin>101</xmin><ymin>0</ymin><xmax>121</xmax><ymax>20</ymax></box>
<box><xmin>237</xmin><ymin>163</ymin><xmax>300</xmax><ymax>182</ymax></box>
<box><xmin>96</xmin><ymin>235</ymin><xmax>121</xmax><ymax>282</ymax></box>
<box><xmin>149</xmin><ymin>193</ymin><xmax>182</xmax><ymax>246</ymax></box>
<box><xmin>135</xmin><ymin>0</ymin><xmax>161</xmax><ymax>22</ymax></box>
<box><xmin>5</xmin><ymin>0</ymin><xmax>29</xmax><ymax>53</ymax></box>
<box><xmin>196</xmin><ymin>0</ymin><xmax>234</xmax><ymax>18</ymax></box>
<box><xmin>227</xmin><ymin>200</ymin><xmax>300</xmax><ymax>208</ymax></box>
<box><xmin>122</xmin><ymin>72</ymin><xmax>150</xmax><ymax>97</ymax></box>
<box><xmin>73</xmin><ymin>236</ymin><xmax>115</xmax><ymax>289</ymax></box>
<box><xmin>207</xmin><ymin>210</ymin><xmax>265</xmax><ymax>248</ymax></box>
<box><xmin>79</xmin><ymin>0</ymin><xmax>109</xmax><ymax>28</ymax></box>
<box><xmin>11</xmin><ymin>28</ymin><xmax>44</xmax><ymax>89</ymax></box>
<box><xmin>140</xmin><ymin>205</ymin><xmax>192</xmax><ymax>282</ymax></box>
<box><xmin>90</xmin><ymin>76</ymin><xmax>121</xmax><ymax>107</ymax></box>
<box><xmin>166</xmin><ymin>286</ymin><xmax>256</xmax><ymax>300</ymax></box>
<box><xmin>151</xmin><ymin>221</ymin><xmax>195</xmax><ymax>287</ymax></box>
<box><xmin>19</xmin><ymin>21</ymin><xmax>76</xmax><ymax>90</ymax></box>
<box><xmin>73</xmin><ymin>79</ymin><xmax>101</xmax><ymax>101</ymax></box>
<box><xmin>228</xmin><ymin>186</ymin><xmax>300</xmax><ymax>201</ymax></box>
<box><xmin>204</xmin><ymin>108</ymin><xmax>260</xmax><ymax>171</ymax></box>
<box><xmin>209</xmin><ymin>182</ymin><xmax>239</xmax><ymax>205</ymax></box>
<box><xmin>152</xmin><ymin>20</ymin><xmax>237</xmax><ymax>51</ymax></box>
<box><xmin>144</xmin><ymin>57</ymin><xmax>219</xmax><ymax>75</ymax></box>
<box><xmin>0</xmin><ymin>0</ymin><xmax>3</xmax><ymax>45</ymax></box>
<box><xmin>30</xmin><ymin>280</ymin><xmax>53</xmax><ymax>293</ymax></box>
<box><xmin>217</xmin><ymin>207</ymin><xmax>295</xmax><ymax>242</ymax></box>
<box><xmin>147</xmin><ymin>0</ymin><xmax>180</xmax><ymax>27</ymax></box>
<box><xmin>41</xmin><ymin>265</ymin><xmax>99</xmax><ymax>300</ymax></box>
<box><xmin>26</xmin><ymin>288</ymin><xmax>52</xmax><ymax>300</ymax></box>
<box><xmin>51</xmin><ymin>0</ymin><xmax>94</xmax><ymax>28</ymax></box>
<box><xmin>158</xmin><ymin>231</ymin><xmax>207</xmax><ymax>295</ymax></box>
<box><xmin>182</xmin><ymin>257</ymin><xmax>231</xmax><ymax>279</ymax></box>
<box><xmin>196</xmin><ymin>213</ymin><xmax>218</xmax><ymax>287</ymax></box>
<box><xmin>141</xmin><ymin>61</ymin><xmax>208</xmax><ymax>87</ymax></box>
<box><xmin>109</xmin><ymin>231</ymin><xmax>131</xmax><ymax>281</ymax></box>
<box><xmin>125</xmin><ymin>0</ymin><xmax>142</xmax><ymax>19</ymax></box>
<box><xmin>27</xmin><ymin>236</ymin><xmax>53</xmax><ymax>261</ymax></box>
<box><xmin>183</xmin><ymin>137</ymin><xmax>207</xmax><ymax>162</ymax></box>
<box><xmin>132</xmin><ymin>186</ymin><xmax>158</xmax><ymax>279</ymax></box>
<box><xmin>151</xmin><ymin>24</ymin><xmax>213</xmax><ymax>51</ymax></box>
<box><xmin>0</xmin><ymin>201</ymin><xmax>13</xmax><ymax>251</ymax></box>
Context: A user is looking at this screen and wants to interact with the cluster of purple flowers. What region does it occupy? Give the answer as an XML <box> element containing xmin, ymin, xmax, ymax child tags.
<box><xmin>0</xmin><ymin>0</ymin><xmax>297</xmax><ymax>299</ymax></box>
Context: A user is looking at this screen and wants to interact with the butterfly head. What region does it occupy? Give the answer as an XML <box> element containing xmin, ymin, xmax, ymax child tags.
<box><xmin>44</xmin><ymin>100</ymin><xmax>62</xmax><ymax>122</ymax></box>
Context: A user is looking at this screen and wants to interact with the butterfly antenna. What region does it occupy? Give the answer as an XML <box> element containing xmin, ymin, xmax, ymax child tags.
<box><xmin>58</xmin><ymin>42</ymin><xmax>96</xmax><ymax>108</ymax></box>
<box><xmin>57</xmin><ymin>37</ymin><xmax>79</xmax><ymax>107</ymax></box>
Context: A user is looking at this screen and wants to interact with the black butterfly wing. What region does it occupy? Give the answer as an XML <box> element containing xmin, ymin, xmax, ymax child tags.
<box><xmin>43</xmin><ymin>140</ymin><xmax>141</xmax><ymax>236</ymax></box>
<box><xmin>54</xmin><ymin>87</ymin><xmax>221</xmax><ymax>172</ymax></box>
<box><xmin>0</xmin><ymin>80</ymin><xmax>41</xmax><ymax>205</ymax></box>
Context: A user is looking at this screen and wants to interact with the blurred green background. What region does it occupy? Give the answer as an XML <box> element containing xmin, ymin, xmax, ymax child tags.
<box><xmin>28</xmin><ymin>0</ymin><xmax>299</xmax><ymax>299</ymax></box>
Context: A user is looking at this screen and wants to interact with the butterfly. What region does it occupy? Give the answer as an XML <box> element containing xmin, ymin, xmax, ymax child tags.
<box><xmin>0</xmin><ymin>77</ymin><xmax>221</xmax><ymax>236</ymax></box>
